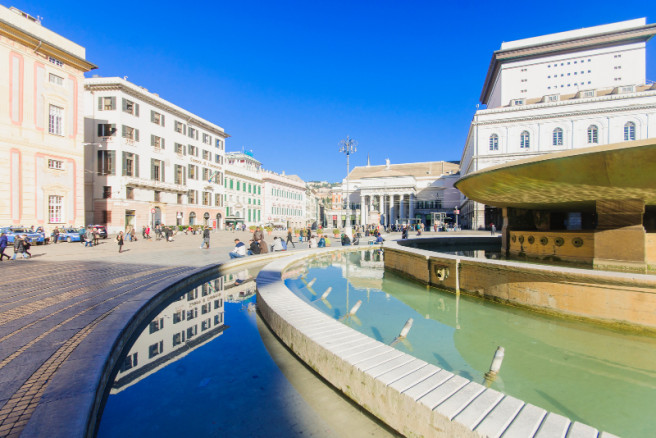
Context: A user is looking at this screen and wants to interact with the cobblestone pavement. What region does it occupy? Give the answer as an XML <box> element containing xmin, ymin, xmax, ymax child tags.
<box><xmin>0</xmin><ymin>229</ymin><xmax>484</xmax><ymax>437</ymax></box>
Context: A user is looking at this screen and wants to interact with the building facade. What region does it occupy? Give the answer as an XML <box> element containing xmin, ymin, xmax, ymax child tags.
<box><xmin>224</xmin><ymin>152</ymin><xmax>263</xmax><ymax>228</ymax></box>
<box><xmin>262</xmin><ymin>170</ymin><xmax>307</xmax><ymax>229</ymax></box>
<box><xmin>83</xmin><ymin>77</ymin><xmax>228</xmax><ymax>233</ymax></box>
<box><xmin>460</xmin><ymin>18</ymin><xmax>656</xmax><ymax>230</ymax></box>
<box><xmin>0</xmin><ymin>6</ymin><xmax>96</xmax><ymax>229</ymax></box>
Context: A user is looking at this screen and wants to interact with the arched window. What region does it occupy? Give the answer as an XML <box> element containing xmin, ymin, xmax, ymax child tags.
<box><xmin>624</xmin><ymin>121</ymin><xmax>636</xmax><ymax>141</ymax></box>
<box><xmin>587</xmin><ymin>125</ymin><xmax>598</xmax><ymax>144</ymax></box>
<box><xmin>489</xmin><ymin>134</ymin><xmax>499</xmax><ymax>151</ymax></box>
<box><xmin>552</xmin><ymin>128</ymin><xmax>564</xmax><ymax>146</ymax></box>
<box><xmin>520</xmin><ymin>131</ymin><xmax>530</xmax><ymax>149</ymax></box>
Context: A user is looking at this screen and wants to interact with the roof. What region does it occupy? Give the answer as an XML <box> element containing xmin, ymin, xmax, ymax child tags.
<box><xmin>480</xmin><ymin>19</ymin><xmax>656</xmax><ymax>104</ymax></box>
<box><xmin>348</xmin><ymin>161</ymin><xmax>460</xmax><ymax>180</ymax></box>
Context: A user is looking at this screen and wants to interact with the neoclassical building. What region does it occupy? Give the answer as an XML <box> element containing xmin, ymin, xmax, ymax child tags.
<box><xmin>339</xmin><ymin>160</ymin><xmax>460</xmax><ymax>229</ymax></box>
<box><xmin>459</xmin><ymin>18</ymin><xmax>656</xmax><ymax>230</ymax></box>
<box><xmin>84</xmin><ymin>77</ymin><xmax>228</xmax><ymax>233</ymax></box>
<box><xmin>0</xmin><ymin>6</ymin><xmax>96</xmax><ymax>229</ymax></box>
<box><xmin>262</xmin><ymin>170</ymin><xmax>306</xmax><ymax>229</ymax></box>
<box><xmin>224</xmin><ymin>151</ymin><xmax>263</xmax><ymax>228</ymax></box>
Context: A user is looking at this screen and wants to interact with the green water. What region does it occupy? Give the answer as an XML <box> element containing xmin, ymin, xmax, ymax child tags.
<box><xmin>284</xmin><ymin>250</ymin><xmax>656</xmax><ymax>438</ymax></box>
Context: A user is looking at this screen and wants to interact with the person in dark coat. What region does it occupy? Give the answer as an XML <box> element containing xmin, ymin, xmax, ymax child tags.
<box><xmin>248</xmin><ymin>239</ymin><xmax>260</xmax><ymax>255</ymax></box>
<box><xmin>0</xmin><ymin>233</ymin><xmax>9</xmax><ymax>261</ymax></box>
<box><xmin>286</xmin><ymin>229</ymin><xmax>295</xmax><ymax>248</ymax></box>
<box><xmin>12</xmin><ymin>235</ymin><xmax>28</xmax><ymax>260</ymax></box>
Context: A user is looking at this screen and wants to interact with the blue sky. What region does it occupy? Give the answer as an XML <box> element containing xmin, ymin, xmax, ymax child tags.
<box><xmin>11</xmin><ymin>1</ymin><xmax>654</xmax><ymax>182</ymax></box>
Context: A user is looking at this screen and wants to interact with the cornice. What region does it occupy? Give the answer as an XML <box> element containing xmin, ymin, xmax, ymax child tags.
<box><xmin>0</xmin><ymin>19</ymin><xmax>97</xmax><ymax>72</ymax></box>
<box><xmin>85</xmin><ymin>81</ymin><xmax>230</xmax><ymax>138</ymax></box>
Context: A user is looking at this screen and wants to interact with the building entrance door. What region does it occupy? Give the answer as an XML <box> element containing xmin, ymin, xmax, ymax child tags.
<box><xmin>125</xmin><ymin>210</ymin><xmax>135</xmax><ymax>232</ymax></box>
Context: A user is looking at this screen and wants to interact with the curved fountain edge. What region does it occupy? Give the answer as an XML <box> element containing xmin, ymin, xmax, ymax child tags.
<box><xmin>255</xmin><ymin>246</ymin><xmax>612</xmax><ymax>438</ymax></box>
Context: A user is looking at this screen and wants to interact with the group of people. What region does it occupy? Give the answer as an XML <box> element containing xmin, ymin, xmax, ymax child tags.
<box><xmin>0</xmin><ymin>233</ymin><xmax>32</xmax><ymax>260</ymax></box>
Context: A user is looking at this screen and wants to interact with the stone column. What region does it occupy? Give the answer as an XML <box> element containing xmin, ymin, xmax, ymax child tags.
<box><xmin>593</xmin><ymin>199</ymin><xmax>646</xmax><ymax>272</ymax></box>
<box><xmin>409</xmin><ymin>193</ymin><xmax>415</xmax><ymax>223</ymax></box>
<box><xmin>399</xmin><ymin>195</ymin><xmax>405</xmax><ymax>222</ymax></box>
<box><xmin>381</xmin><ymin>194</ymin><xmax>386</xmax><ymax>226</ymax></box>
<box><xmin>501</xmin><ymin>207</ymin><xmax>509</xmax><ymax>256</ymax></box>
<box><xmin>360</xmin><ymin>196</ymin><xmax>366</xmax><ymax>226</ymax></box>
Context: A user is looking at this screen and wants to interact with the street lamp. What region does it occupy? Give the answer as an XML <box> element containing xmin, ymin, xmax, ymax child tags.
<box><xmin>339</xmin><ymin>136</ymin><xmax>357</xmax><ymax>237</ymax></box>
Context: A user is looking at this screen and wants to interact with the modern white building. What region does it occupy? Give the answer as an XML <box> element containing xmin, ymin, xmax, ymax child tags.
<box><xmin>338</xmin><ymin>160</ymin><xmax>461</xmax><ymax>229</ymax></box>
<box><xmin>83</xmin><ymin>77</ymin><xmax>228</xmax><ymax>233</ymax></box>
<box><xmin>460</xmin><ymin>18</ymin><xmax>656</xmax><ymax>230</ymax></box>
<box><xmin>224</xmin><ymin>151</ymin><xmax>263</xmax><ymax>228</ymax></box>
<box><xmin>111</xmin><ymin>278</ymin><xmax>226</xmax><ymax>393</ymax></box>
<box><xmin>262</xmin><ymin>170</ymin><xmax>307</xmax><ymax>229</ymax></box>
<box><xmin>0</xmin><ymin>6</ymin><xmax>96</xmax><ymax>229</ymax></box>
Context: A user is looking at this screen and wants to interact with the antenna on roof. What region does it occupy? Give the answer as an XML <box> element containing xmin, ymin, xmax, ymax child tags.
<box><xmin>367</xmin><ymin>154</ymin><xmax>370</xmax><ymax>167</ymax></box>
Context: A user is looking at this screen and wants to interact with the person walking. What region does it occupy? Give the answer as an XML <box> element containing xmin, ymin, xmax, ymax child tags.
<box><xmin>490</xmin><ymin>223</ymin><xmax>497</xmax><ymax>235</ymax></box>
<box><xmin>92</xmin><ymin>227</ymin><xmax>100</xmax><ymax>246</ymax></box>
<box><xmin>286</xmin><ymin>229</ymin><xmax>295</xmax><ymax>248</ymax></box>
<box><xmin>201</xmin><ymin>227</ymin><xmax>210</xmax><ymax>249</ymax></box>
<box><xmin>0</xmin><ymin>233</ymin><xmax>9</xmax><ymax>261</ymax></box>
<box><xmin>52</xmin><ymin>227</ymin><xmax>60</xmax><ymax>244</ymax></box>
<box><xmin>117</xmin><ymin>231</ymin><xmax>125</xmax><ymax>253</ymax></box>
<box><xmin>12</xmin><ymin>235</ymin><xmax>28</xmax><ymax>260</ymax></box>
<box><xmin>85</xmin><ymin>227</ymin><xmax>94</xmax><ymax>247</ymax></box>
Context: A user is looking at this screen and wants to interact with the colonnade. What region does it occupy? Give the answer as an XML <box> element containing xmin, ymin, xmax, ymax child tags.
<box><xmin>360</xmin><ymin>193</ymin><xmax>415</xmax><ymax>227</ymax></box>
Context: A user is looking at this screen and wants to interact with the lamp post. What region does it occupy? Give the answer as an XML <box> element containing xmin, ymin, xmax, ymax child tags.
<box><xmin>339</xmin><ymin>136</ymin><xmax>357</xmax><ymax>237</ymax></box>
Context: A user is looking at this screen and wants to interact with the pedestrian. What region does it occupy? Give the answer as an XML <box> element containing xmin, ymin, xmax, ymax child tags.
<box><xmin>259</xmin><ymin>239</ymin><xmax>269</xmax><ymax>254</ymax></box>
<box><xmin>12</xmin><ymin>235</ymin><xmax>28</xmax><ymax>260</ymax></box>
<box><xmin>286</xmin><ymin>229</ymin><xmax>295</xmax><ymax>248</ymax></box>
<box><xmin>491</xmin><ymin>223</ymin><xmax>497</xmax><ymax>235</ymax></box>
<box><xmin>201</xmin><ymin>227</ymin><xmax>210</xmax><ymax>249</ymax></box>
<box><xmin>253</xmin><ymin>226</ymin><xmax>263</xmax><ymax>242</ymax></box>
<box><xmin>85</xmin><ymin>227</ymin><xmax>94</xmax><ymax>247</ymax></box>
<box><xmin>0</xmin><ymin>233</ymin><xmax>9</xmax><ymax>261</ymax></box>
<box><xmin>23</xmin><ymin>236</ymin><xmax>33</xmax><ymax>257</ymax></box>
<box><xmin>117</xmin><ymin>231</ymin><xmax>124</xmax><ymax>253</ymax></box>
<box><xmin>92</xmin><ymin>227</ymin><xmax>99</xmax><ymax>246</ymax></box>
<box><xmin>146</xmin><ymin>226</ymin><xmax>151</xmax><ymax>240</ymax></box>
<box><xmin>52</xmin><ymin>227</ymin><xmax>59</xmax><ymax>244</ymax></box>
<box><xmin>79</xmin><ymin>227</ymin><xmax>85</xmax><ymax>244</ymax></box>
<box><xmin>142</xmin><ymin>226</ymin><xmax>147</xmax><ymax>240</ymax></box>
<box><xmin>229</xmin><ymin>239</ymin><xmax>247</xmax><ymax>259</ymax></box>
<box><xmin>130</xmin><ymin>228</ymin><xmax>137</xmax><ymax>242</ymax></box>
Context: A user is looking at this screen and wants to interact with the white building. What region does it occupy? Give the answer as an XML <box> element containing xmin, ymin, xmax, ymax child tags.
<box><xmin>340</xmin><ymin>160</ymin><xmax>461</xmax><ymax>229</ymax></box>
<box><xmin>0</xmin><ymin>6</ymin><xmax>96</xmax><ymax>229</ymax></box>
<box><xmin>84</xmin><ymin>77</ymin><xmax>228</xmax><ymax>233</ymax></box>
<box><xmin>224</xmin><ymin>151</ymin><xmax>263</xmax><ymax>228</ymax></box>
<box><xmin>460</xmin><ymin>18</ymin><xmax>656</xmax><ymax>230</ymax></box>
<box><xmin>262</xmin><ymin>170</ymin><xmax>307</xmax><ymax>229</ymax></box>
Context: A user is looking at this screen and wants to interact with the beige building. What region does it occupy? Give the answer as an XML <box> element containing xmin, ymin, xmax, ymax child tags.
<box><xmin>0</xmin><ymin>6</ymin><xmax>96</xmax><ymax>228</ymax></box>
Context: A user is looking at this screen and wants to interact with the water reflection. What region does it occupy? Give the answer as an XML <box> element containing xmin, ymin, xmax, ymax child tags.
<box><xmin>111</xmin><ymin>277</ymin><xmax>228</xmax><ymax>393</ymax></box>
<box><xmin>283</xmin><ymin>249</ymin><xmax>656</xmax><ymax>438</ymax></box>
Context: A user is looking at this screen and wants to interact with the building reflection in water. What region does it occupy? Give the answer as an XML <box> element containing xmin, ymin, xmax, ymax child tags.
<box><xmin>111</xmin><ymin>276</ymin><xmax>230</xmax><ymax>393</ymax></box>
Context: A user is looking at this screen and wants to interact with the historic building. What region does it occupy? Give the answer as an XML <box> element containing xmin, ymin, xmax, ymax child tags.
<box><xmin>224</xmin><ymin>151</ymin><xmax>263</xmax><ymax>228</ymax></box>
<box><xmin>262</xmin><ymin>170</ymin><xmax>307</xmax><ymax>229</ymax></box>
<box><xmin>460</xmin><ymin>18</ymin><xmax>656</xmax><ymax>230</ymax></box>
<box><xmin>83</xmin><ymin>77</ymin><xmax>228</xmax><ymax>233</ymax></box>
<box><xmin>0</xmin><ymin>6</ymin><xmax>96</xmax><ymax>229</ymax></box>
<box><xmin>339</xmin><ymin>159</ymin><xmax>461</xmax><ymax>229</ymax></box>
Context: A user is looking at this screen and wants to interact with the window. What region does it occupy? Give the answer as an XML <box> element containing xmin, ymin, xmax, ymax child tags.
<box><xmin>148</xmin><ymin>341</ymin><xmax>164</xmax><ymax>359</ymax></box>
<box><xmin>149</xmin><ymin>318</ymin><xmax>164</xmax><ymax>334</ymax></box>
<box><xmin>624</xmin><ymin>122</ymin><xmax>636</xmax><ymax>141</ymax></box>
<box><xmin>215</xmin><ymin>154</ymin><xmax>221</xmax><ymax>164</ymax></box>
<box><xmin>216</xmin><ymin>139</ymin><xmax>224</xmax><ymax>150</ymax></box>
<box><xmin>188</xmin><ymin>164</ymin><xmax>198</xmax><ymax>180</ymax></box>
<box><xmin>122</xmin><ymin>152</ymin><xmax>139</xmax><ymax>177</ymax></box>
<box><xmin>48</xmin><ymin>56</ymin><xmax>64</xmax><ymax>67</ymax></box>
<box><xmin>122</xmin><ymin>98</ymin><xmax>139</xmax><ymax>116</ymax></box>
<box><xmin>122</xmin><ymin>125</ymin><xmax>139</xmax><ymax>141</ymax></box>
<box><xmin>97</xmin><ymin>150</ymin><xmax>115</xmax><ymax>175</ymax></box>
<box><xmin>202</xmin><ymin>168</ymin><xmax>211</xmax><ymax>181</ymax></box>
<box><xmin>188</xmin><ymin>127</ymin><xmax>198</xmax><ymax>139</ymax></box>
<box><xmin>103</xmin><ymin>186</ymin><xmax>112</xmax><ymax>199</ymax></box>
<box><xmin>174</xmin><ymin>120</ymin><xmax>186</xmax><ymax>134</ymax></box>
<box><xmin>511</xmin><ymin>99</ymin><xmax>525</xmax><ymax>106</ymax></box>
<box><xmin>49</xmin><ymin>73</ymin><xmax>63</xmax><ymax>86</ymax></box>
<box><xmin>126</xmin><ymin>187</ymin><xmax>134</xmax><ymax>200</ymax></box>
<box><xmin>202</xmin><ymin>150</ymin><xmax>211</xmax><ymax>161</ymax></box>
<box><xmin>48</xmin><ymin>105</ymin><xmax>64</xmax><ymax>135</ymax></box>
<box><xmin>173</xmin><ymin>332</ymin><xmax>184</xmax><ymax>347</ymax></box>
<box><xmin>188</xmin><ymin>145</ymin><xmax>198</xmax><ymax>157</ymax></box>
<box><xmin>520</xmin><ymin>131</ymin><xmax>530</xmax><ymax>149</ymax></box>
<box><xmin>552</xmin><ymin>128</ymin><xmax>563</xmax><ymax>146</ymax></box>
<box><xmin>215</xmin><ymin>193</ymin><xmax>222</xmax><ymax>207</ymax></box>
<box><xmin>151</xmin><ymin>110</ymin><xmax>165</xmax><ymax>126</ymax></box>
<box><xmin>489</xmin><ymin>134</ymin><xmax>499</xmax><ymax>151</ymax></box>
<box><xmin>48</xmin><ymin>195</ymin><xmax>63</xmax><ymax>223</ymax></box>
<box><xmin>48</xmin><ymin>159</ymin><xmax>63</xmax><ymax>170</ymax></box>
<box><xmin>202</xmin><ymin>133</ymin><xmax>212</xmax><ymax>144</ymax></box>
<box><xmin>119</xmin><ymin>353</ymin><xmax>137</xmax><ymax>373</ymax></box>
<box><xmin>177</xmin><ymin>193</ymin><xmax>183</xmax><ymax>204</ymax></box>
<box><xmin>97</xmin><ymin>124</ymin><xmax>116</xmax><ymax>137</ymax></box>
<box><xmin>98</xmin><ymin>96</ymin><xmax>116</xmax><ymax>111</ymax></box>
<box><xmin>175</xmin><ymin>164</ymin><xmax>186</xmax><ymax>185</ymax></box>
<box><xmin>203</xmin><ymin>192</ymin><xmax>211</xmax><ymax>206</ymax></box>
<box><xmin>175</xmin><ymin>143</ymin><xmax>186</xmax><ymax>155</ymax></box>
<box><xmin>188</xmin><ymin>190</ymin><xmax>197</xmax><ymax>204</ymax></box>
<box><xmin>587</xmin><ymin>125</ymin><xmax>598</xmax><ymax>144</ymax></box>
<box><xmin>151</xmin><ymin>135</ymin><xmax>165</xmax><ymax>149</ymax></box>
<box><xmin>154</xmin><ymin>191</ymin><xmax>161</xmax><ymax>202</ymax></box>
<box><xmin>151</xmin><ymin>159</ymin><xmax>164</xmax><ymax>182</ymax></box>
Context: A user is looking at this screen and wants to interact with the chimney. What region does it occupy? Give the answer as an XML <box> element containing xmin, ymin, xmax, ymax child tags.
<box><xmin>385</xmin><ymin>158</ymin><xmax>390</xmax><ymax>169</ymax></box>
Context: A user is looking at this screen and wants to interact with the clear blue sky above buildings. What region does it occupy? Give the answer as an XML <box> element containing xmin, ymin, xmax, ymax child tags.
<box><xmin>10</xmin><ymin>1</ymin><xmax>655</xmax><ymax>182</ymax></box>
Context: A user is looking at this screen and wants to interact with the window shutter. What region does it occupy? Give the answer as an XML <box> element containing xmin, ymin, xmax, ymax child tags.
<box><xmin>135</xmin><ymin>103</ymin><xmax>140</xmax><ymax>117</ymax></box>
<box><xmin>122</xmin><ymin>125</ymin><xmax>127</xmax><ymax>137</ymax></box>
<box><xmin>183</xmin><ymin>145</ymin><xmax>187</xmax><ymax>155</ymax></box>
<box><xmin>151</xmin><ymin>111</ymin><xmax>156</xmax><ymax>123</ymax></box>
<box><xmin>98</xmin><ymin>97</ymin><xmax>102</xmax><ymax>111</ymax></box>
<box><xmin>135</xmin><ymin>154</ymin><xmax>140</xmax><ymax>177</ymax></box>
<box><xmin>122</xmin><ymin>152</ymin><xmax>127</xmax><ymax>176</ymax></box>
<box><xmin>161</xmin><ymin>114</ymin><xmax>165</xmax><ymax>127</ymax></box>
<box><xmin>109</xmin><ymin>151</ymin><xmax>116</xmax><ymax>175</ymax></box>
<box><xmin>161</xmin><ymin>161</ymin><xmax>165</xmax><ymax>182</ymax></box>
<box><xmin>111</xmin><ymin>97</ymin><xmax>116</xmax><ymax>110</ymax></box>
<box><xmin>122</xmin><ymin>98</ymin><xmax>128</xmax><ymax>111</ymax></box>
<box><xmin>151</xmin><ymin>159</ymin><xmax>156</xmax><ymax>180</ymax></box>
<box><xmin>98</xmin><ymin>124</ymin><xmax>103</xmax><ymax>137</ymax></box>
<box><xmin>183</xmin><ymin>124</ymin><xmax>186</xmax><ymax>135</ymax></box>
<box><xmin>183</xmin><ymin>167</ymin><xmax>187</xmax><ymax>185</ymax></box>
<box><xmin>110</xmin><ymin>124</ymin><xmax>116</xmax><ymax>135</ymax></box>
<box><xmin>135</xmin><ymin>129</ymin><xmax>140</xmax><ymax>142</ymax></box>
<box><xmin>161</xmin><ymin>138</ymin><xmax>165</xmax><ymax>149</ymax></box>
